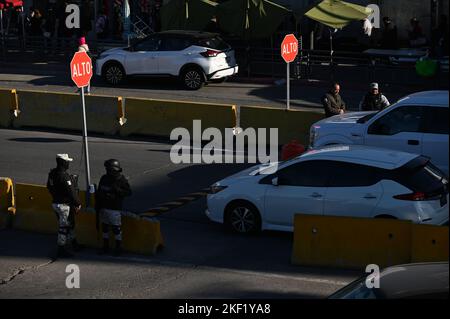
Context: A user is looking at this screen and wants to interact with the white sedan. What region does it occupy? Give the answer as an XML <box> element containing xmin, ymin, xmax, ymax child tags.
<box><xmin>205</xmin><ymin>146</ymin><xmax>449</xmax><ymax>233</ymax></box>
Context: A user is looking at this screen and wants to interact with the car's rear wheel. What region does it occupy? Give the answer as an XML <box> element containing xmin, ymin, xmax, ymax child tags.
<box><xmin>103</xmin><ymin>62</ymin><xmax>125</xmax><ymax>86</ymax></box>
<box><xmin>181</xmin><ymin>68</ymin><xmax>205</xmax><ymax>90</ymax></box>
<box><xmin>225</xmin><ymin>201</ymin><xmax>261</xmax><ymax>234</ymax></box>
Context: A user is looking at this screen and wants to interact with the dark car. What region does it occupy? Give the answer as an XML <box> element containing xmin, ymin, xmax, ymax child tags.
<box><xmin>329</xmin><ymin>262</ymin><xmax>449</xmax><ymax>299</ymax></box>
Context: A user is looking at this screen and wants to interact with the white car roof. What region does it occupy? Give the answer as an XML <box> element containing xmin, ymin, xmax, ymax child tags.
<box><xmin>396</xmin><ymin>91</ymin><xmax>449</xmax><ymax>107</ymax></box>
<box><xmin>298</xmin><ymin>145</ymin><xmax>419</xmax><ymax>170</ymax></box>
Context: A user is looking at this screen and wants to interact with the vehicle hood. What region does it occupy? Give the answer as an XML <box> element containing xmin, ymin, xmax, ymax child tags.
<box><xmin>315</xmin><ymin>111</ymin><xmax>376</xmax><ymax>126</ymax></box>
<box><xmin>213</xmin><ymin>162</ymin><xmax>280</xmax><ymax>186</ymax></box>
<box><xmin>100</xmin><ymin>47</ymin><xmax>128</xmax><ymax>56</ymax></box>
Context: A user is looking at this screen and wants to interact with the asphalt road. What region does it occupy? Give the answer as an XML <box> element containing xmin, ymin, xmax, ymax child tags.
<box><xmin>0</xmin><ymin>128</ymin><xmax>360</xmax><ymax>298</ymax></box>
<box><xmin>0</xmin><ymin>61</ymin><xmax>413</xmax><ymax>111</ymax></box>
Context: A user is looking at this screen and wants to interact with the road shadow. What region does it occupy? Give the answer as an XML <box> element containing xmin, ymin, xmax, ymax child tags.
<box><xmin>125</xmin><ymin>163</ymin><xmax>252</xmax><ymax>213</ymax></box>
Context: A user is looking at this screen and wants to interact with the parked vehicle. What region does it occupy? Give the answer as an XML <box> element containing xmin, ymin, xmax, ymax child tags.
<box><xmin>329</xmin><ymin>262</ymin><xmax>449</xmax><ymax>299</ymax></box>
<box><xmin>310</xmin><ymin>91</ymin><xmax>449</xmax><ymax>176</ymax></box>
<box><xmin>96</xmin><ymin>31</ymin><xmax>238</xmax><ymax>90</ymax></box>
<box><xmin>206</xmin><ymin>145</ymin><xmax>449</xmax><ymax>233</ymax></box>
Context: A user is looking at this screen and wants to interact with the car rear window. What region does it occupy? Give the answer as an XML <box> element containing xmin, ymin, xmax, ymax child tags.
<box><xmin>196</xmin><ymin>36</ymin><xmax>230</xmax><ymax>51</ymax></box>
<box><xmin>396</xmin><ymin>159</ymin><xmax>448</xmax><ymax>193</ymax></box>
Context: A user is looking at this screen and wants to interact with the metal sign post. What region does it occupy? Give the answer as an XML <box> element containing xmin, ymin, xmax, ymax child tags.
<box><xmin>287</xmin><ymin>62</ymin><xmax>290</xmax><ymax>110</ymax></box>
<box><xmin>70</xmin><ymin>52</ymin><xmax>93</xmax><ymax>202</ymax></box>
<box><xmin>80</xmin><ymin>88</ymin><xmax>92</xmax><ymax>192</ymax></box>
<box><xmin>281</xmin><ymin>34</ymin><xmax>299</xmax><ymax>112</ymax></box>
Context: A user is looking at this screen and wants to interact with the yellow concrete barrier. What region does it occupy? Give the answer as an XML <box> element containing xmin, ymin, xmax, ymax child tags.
<box><xmin>11</xmin><ymin>90</ymin><xmax>121</xmax><ymax>135</ymax></box>
<box><xmin>292</xmin><ymin>214</ymin><xmax>449</xmax><ymax>269</ymax></box>
<box><xmin>411</xmin><ymin>224</ymin><xmax>449</xmax><ymax>263</ymax></box>
<box><xmin>119</xmin><ymin>97</ymin><xmax>235</xmax><ymax>137</ymax></box>
<box><xmin>292</xmin><ymin>214</ymin><xmax>412</xmax><ymax>269</ymax></box>
<box><xmin>240</xmin><ymin>106</ymin><xmax>325</xmax><ymax>146</ymax></box>
<box><xmin>13</xmin><ymin>183</ymin><xmax>163</xmax><ymax>255</ymax></box>
<box><xmin>0</xmin><ymin>177</ymin><xmax>15</xmax><ymax>229</ymax></box>
<box><xmin>0</xmin><ymin>89</ymin><xmax>13</xmax><ymax>128</ymax></box>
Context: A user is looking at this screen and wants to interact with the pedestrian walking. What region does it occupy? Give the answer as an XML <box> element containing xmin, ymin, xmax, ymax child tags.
<box><xmin>96</xmin><ymin>159</ymin><xmax>132</xmax><ymax>256</ymax></box>
<box><xmin>359</xmin><ymin>83</ymin><xmax>390</xmax><ymax>112</ymax></box>
<box><xmin>47</xmin><ymin>154</ymin><xmax>82</xmax><ymax>258</ymax></box>
<box><xmin>322</xmin><ymin>83</ymin><xmax>346</xmax><ymax>118</ymax></box>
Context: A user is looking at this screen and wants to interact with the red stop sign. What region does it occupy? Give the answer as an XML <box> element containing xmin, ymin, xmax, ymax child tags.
<box><xmin>70</xmin><ymin>52</ymin><xmax>93</xmax><ymax>88</ymax></box>
<box><xmin>281</xmin><ymin>34</ymin><xmax>298</xmax><ymax>63</ymax></box>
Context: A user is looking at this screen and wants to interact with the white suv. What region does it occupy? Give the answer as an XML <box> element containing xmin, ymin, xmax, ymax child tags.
<box><xmin>310</xmin><ymin>91</ymin><xmax>449</xmax><ymax>175</ymax></box>
<box><xmin>96</xmin><ymin>31</ymin><xmax>238</xmax><ymax>90</ymax></box>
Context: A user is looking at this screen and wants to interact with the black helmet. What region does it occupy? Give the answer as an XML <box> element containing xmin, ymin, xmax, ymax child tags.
<box><xmin>104</xmin><ymin>159</ymin><xmax>122</xmax><ymax>172</ymax></box>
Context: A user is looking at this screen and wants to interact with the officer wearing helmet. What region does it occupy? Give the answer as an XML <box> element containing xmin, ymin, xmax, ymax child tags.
<box><xmin>96</xmin><ymin>159</ymin><xmax>131</xmax><ymax>256</ymax></box>
<box><xmin>47</xmin><ymin>154</ymin><xmax>82</xmax><ymax>258</ymax></box>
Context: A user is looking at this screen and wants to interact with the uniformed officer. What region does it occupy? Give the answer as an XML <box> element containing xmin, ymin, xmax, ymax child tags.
<box><xmin>359</xmin><ymin>83</ymin><xmax>391</xmax><ymax>112</ymax></box>
<box><xmin>47</xmin><ymin>154</ymin><xmax>82</xmax><ymax>258</ymax></box>
<box><xmin>96</xmin><ymin>159</ymin><xmax>132</xmax><ymax>256</ymax></box>
<box><xmin>322</xmin><ymin>83</ymin><xmax>347</xmax><ymax>118</ymax></box>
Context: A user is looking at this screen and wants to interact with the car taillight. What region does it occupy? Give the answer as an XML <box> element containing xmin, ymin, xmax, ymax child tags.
<box><xmin>394</xmin><ymin>192</ymin><xmax>427</xmax><ymax>201</ymax></box>
<box><xmin>201</xmin><ymin>49</ymin><xmax>221</xmax><ymax>58</ymax></box>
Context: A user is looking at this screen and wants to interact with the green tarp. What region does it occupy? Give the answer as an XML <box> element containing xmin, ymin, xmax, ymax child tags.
<box><xmin>305</xmin><ymin>0</ymin><xmax>373</xmax><ymax>29</ymax></box>
<box><xmin>160</xmin><ymin>0</ymin><xmax>218</xmax><ymax>31</ymax></box>
<box><xmin>216</xmin><ymin>0</ymin><xmax>291</xmax><ymax>40</ymax></box>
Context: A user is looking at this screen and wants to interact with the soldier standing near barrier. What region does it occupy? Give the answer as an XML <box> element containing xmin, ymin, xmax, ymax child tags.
<box><xmin>47</xmin><ymin>154</ymin><xmax>82</xmax><ymax>258</ymax></box>
<box><xmin>96</xmin><ymin>159</ymin><xmax>132</xmax><ymax>256</ymax></box>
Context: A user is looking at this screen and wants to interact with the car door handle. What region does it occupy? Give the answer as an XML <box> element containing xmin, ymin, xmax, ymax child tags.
<box><xmin>408</xmin><ymin>140</ymin><xmax>420</xmax><ymax>146</ymax></box>
<box><xmin>310</xmin><ymin>193</ymin><xmax>323</xmax><ymax>198</ymax></box>
<box><xmin>363</xmin><ymin>195</ymin><xmax>377</xmax><ymax>199</ymax></box>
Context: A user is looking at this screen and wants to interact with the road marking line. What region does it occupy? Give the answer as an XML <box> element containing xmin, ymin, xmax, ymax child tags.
<box><xmin>160</xmin><ymin>201</ymin><xmax>184</xmax><ymax>206</ymax></box>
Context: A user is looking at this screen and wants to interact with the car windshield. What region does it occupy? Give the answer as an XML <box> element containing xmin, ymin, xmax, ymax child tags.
<box><xmin>328</xmin><ymin>277</ymin><xmax>379</xmax><ymax>299</ymax></box>
<box><xmin>357</xmin><ymin>112</ymin><xmax>378</xmax><ymax>124</ymax></box>
<box><xmin>357</xmin><ymin>100</ymin><xmax>401</xmax><ymax>124</ymax></box>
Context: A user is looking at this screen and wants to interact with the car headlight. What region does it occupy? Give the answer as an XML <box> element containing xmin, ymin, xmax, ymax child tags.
<box><xmin>210</xmin><ymin>184</ymin><xmax>228</xmax><ymax>194</ymax></box>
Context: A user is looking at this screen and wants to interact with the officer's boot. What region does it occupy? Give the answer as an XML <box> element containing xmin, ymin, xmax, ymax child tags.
<box><xmin>98</xmin><ymin>239</ymin><xmax>109</xmax><ymax>255</ymax></box>
<box><xmin>56</xmin><ymin>245</ymin><xmax>74</xmax><ymax>258</ymax></box>
<box><xmin>113</xmin><ymin>240</ymin><xmax>122</xmax><ymax>257</ymax></box>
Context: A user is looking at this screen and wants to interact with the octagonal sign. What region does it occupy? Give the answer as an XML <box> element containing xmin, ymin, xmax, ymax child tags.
<box><xmin>281</xmin><ymin>34</ymin><xmax>298</xmax><ymax>63</ymax></box>
<box><xmin>70</xmin><ymin>51</ymin><xmax>93</xmax><ymax>88</ymax></box>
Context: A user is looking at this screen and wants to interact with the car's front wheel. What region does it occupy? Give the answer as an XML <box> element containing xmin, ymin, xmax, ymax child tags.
<box><xmin>103</xmin><ymin>62</ymin><xmax>126</xmax><ymax>86</ymax></box>
<box><xmin>181</xmin><ymin>68</ymin><xmax>205</xmax><ymax>90</ymax></box>
<box><xmin>225</xmin><ymin>201</ymin><xmax>261</xmax><ymax>234</ymax></box>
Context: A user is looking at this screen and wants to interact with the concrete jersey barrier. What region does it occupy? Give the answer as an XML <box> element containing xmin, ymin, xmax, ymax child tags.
<box><xmin>292</xmin><ymin>214</ymin><xmax>449</xmax><ymax>269</ymax></box>
<box><xmin>13</xmin><ymin>183</ymin><xmax>163</xmax><ymax>255</ymax></box>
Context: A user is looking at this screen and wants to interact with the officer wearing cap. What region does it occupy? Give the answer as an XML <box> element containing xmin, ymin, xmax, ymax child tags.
<box><xmin>47</xmin><ymin>154</ymin><xmax>82</xmax><ymax>258</ymax></box>
<box><xmin>96</xmin><ymin>159</ymin><xmax>131</xmax><ymax>256</ymax></box>
<box><xmin>359</xmin><ymin>83</ymin><xmax>390</xmax><ymax>112</ymax></box>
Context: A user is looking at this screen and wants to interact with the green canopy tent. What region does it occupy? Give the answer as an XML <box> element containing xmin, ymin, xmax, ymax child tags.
<box><xmin>304</xmin><ymin>0</ymin><xmax>373</xmax><ymax>67</ymax></box>
<box><xmin>216</xmin><ymin>0</ymin><xmax>291</xmax><ymax>40</ymax></box>
<box><xmin>160</xmin><ymin>0</ymin><xmax>219</xmax><ymax>31</ymax></box>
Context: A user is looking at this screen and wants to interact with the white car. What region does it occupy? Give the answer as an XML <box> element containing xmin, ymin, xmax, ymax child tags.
<box><xmin>310</xmin><ymin>91</ymin><xmax>449</xmax><ymax>176</ymax></box>
<box><xmin>206</xmin><ymin>146</ymin><xmax>449</xmax><ymax>233</ymax></box>
<box><xmin>96</xmin><ymin>31</ymin><xmax>238</xmax><ymax>90</ymax></box>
